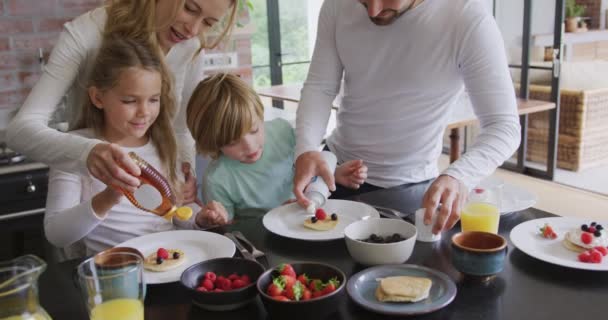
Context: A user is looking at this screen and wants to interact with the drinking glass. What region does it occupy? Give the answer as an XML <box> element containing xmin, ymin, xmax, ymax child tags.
<box><xmin>461</xmin><ymin>184</ymin><xmax>502</xmax><ymax>234</ymax></box>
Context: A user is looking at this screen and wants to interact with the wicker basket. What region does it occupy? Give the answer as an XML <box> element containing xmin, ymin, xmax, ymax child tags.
<box><xmin>524</xmin><ymin>84</ymin><xmax>608</xmax><ymax>171</ymax></box>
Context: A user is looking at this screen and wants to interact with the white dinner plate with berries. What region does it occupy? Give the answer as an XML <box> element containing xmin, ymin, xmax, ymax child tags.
<box><xmin>117</xmin><ymin>230</ymin><xmax>236</xmax><ymax>284</ymax></box>
<box><xmin>263</xmin><ymin>200</ymin><xmax>380</xmax><ymax>241</ymax></box>
<box><xmin>510</xmin><ymin>217</ymin><xmax>608</xmax><ymax>271</ymax></box>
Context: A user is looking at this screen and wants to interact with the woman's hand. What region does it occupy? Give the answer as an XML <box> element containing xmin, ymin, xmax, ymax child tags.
<box><xmin>87</xmin><ymin>143</ymin><xmax>140</xmax><ymax>192</ymax></box>
<box><xmin>91</xmin><ymin>186</ymin><xmax>123</xmax><ymax>219</ymax></box>
<box><xmin>335</xmin><ymin>159</ymin><xmax>368</xmax><ymax>189</ymax></box>
<box><xmin>195</xmin><ymin>200</ymin><xmax>230</xmax><ymax>228</ymax></box>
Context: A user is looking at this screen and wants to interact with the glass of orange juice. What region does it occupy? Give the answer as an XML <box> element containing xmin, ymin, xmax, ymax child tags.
<box><xmin>76</xmin><ymin>252</ymin><xmax>145</xmax><ymax>320</ymax></box>
<box><xmin>461</xmin><ymin>184</ymin><xmax>502</xmax><ymax>234</ymax></box>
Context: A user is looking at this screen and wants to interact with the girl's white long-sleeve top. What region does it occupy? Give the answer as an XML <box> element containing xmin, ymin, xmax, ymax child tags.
<box><xmin>295</xmin><ymin>0</ymin><xmax>521</xmax><ymax>190</ymax></box>
<box><xmin>7</xmin><ymin>7</ymin><xmax>202</xmax><ymax>175</ymax></box>
<box><xmin>44</xmin><ymin>129</ymin><xmax>199</xmax><ymax>254</ymax></box>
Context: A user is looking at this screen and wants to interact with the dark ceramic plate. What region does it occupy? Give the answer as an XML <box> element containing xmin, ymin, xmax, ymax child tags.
<box><xmin>347</xmin><ymin>264</ymin><xmax>457</xmax><ymax>316</ymax></box>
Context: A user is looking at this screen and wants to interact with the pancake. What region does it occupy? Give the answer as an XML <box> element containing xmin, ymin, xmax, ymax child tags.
<box><xmin>375</xmin><ymin>276</ymin><xmax>432</xmax><ymax>303</ymax></box>
<box><xmin>143</xmin><ymin>249</ymin><xmax>186</xmax><ymax>272</ymax></box>
<box><xmin>303</xmin><ymin>216</ymin><xmax>338</xmax><ymax>231</ymax></box>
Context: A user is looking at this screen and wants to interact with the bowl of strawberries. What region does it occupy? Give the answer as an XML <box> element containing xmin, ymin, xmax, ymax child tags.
<box><xmin>256</xmin><ymin>262</ymin><xmax>346</xmax><ymax>320</ymax></box>
<box><xmin>180</xmin><ymin>257</ymin><xmax>265</xmax><ymax>311</ymax></box>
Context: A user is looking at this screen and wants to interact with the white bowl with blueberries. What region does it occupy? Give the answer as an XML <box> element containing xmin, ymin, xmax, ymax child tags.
<box><xmin>343</xmin><ymin>218</ymin><xmax>417</xmax><ymax>266</ymax></box>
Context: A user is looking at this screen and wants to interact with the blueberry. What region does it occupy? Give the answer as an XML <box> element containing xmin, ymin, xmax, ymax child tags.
<box><xmin>582</xmin><ymin>224</ymin><xmax>589</xmax><ymax>231</ymax></box>
<box><xmin>331</xmin><ymin>213</ymin><xmax>338</xmax><ymax>221</ymax></box>
<box><xmin>591</xmin><ymin>222</ymin><xmax>597</xmax><ymax>226</ymax></box>
<box><xmin>156</xmin><ymin>257</ymin><xmax>163</xmax><ymax>265</ymax></box>
<box><xmin>597</xmin><ymin>225</ymin><xmax>604</xmax><ymax>231</ymax></box>
<box><xmin>594</xmin><ymin>230</ymin><xmax>602</xmax><ymax>237</ymax></box>
<box><xmin>311</xmin><ymin>217</ymin><xmax>318</xmax><ymax>223</ymax></box>
<box><xmin>173</xmin><ymin>252</ymin><xmax>180</xmax><ymax>259</ymax></box>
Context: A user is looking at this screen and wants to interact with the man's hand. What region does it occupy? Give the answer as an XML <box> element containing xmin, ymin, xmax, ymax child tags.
<box><xmin>180</xmin><ymin>162</ymin><xmax>200</xmax><ymax>205</ymax></box>
<box><xmin>335</xmin><ymin>159</ymin><xmax>367</xmax><ymax>189</ymax></box>
<box><xmin>293</xmin><ymin>151</ymin><xmax>336</xmax><ymax>208</ymax></box>
<box><xmin>87</xmin><ymin>143</ymin><xmax>140</xmax><ymax>192</ymax></box>
<box><xmin>195</xmin><ymin>200</ymin><xmax>229</xmax><ymax>227</ymax></box>
<box><xmin>421</xmin><ymin>175</ymin><xmax>468</xmax><ymax>234</ymax></box>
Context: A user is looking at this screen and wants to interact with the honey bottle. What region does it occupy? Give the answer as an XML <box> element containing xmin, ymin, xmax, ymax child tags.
<box><xmin>123</xmin><ymin>152</ymin><xmax>192</xmax><ymax>221</ymax></box>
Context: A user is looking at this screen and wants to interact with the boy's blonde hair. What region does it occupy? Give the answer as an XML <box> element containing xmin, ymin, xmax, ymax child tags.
<box><xmin>187</xmin><ymin>73</ymin><xmax>264</xmax><ymax>159</ymax></box>
<box><xmin>73</xmin><ymin>37</ymin><xmax>179</xmax><ymax>187</ymax></box>
<box><xmin>104</xmin><ymin>0</ymin><xmax>238</xmax><ymax>52</ymax></box>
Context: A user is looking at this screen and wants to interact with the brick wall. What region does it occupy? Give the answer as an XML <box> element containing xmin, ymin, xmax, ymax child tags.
<box><xmin>0</xmin><ymin>1</ymin><xmax>254</xmax><ymax>112</ymax></box>
<box><xmin>0</xmin><ymin>0</ymin><xmax>104</xmax><ymax>112</ymax></box>
<box><xmin>576</xmin><ymin>0</ymin><xmax>601</xmax><ymax>29</ymax></box>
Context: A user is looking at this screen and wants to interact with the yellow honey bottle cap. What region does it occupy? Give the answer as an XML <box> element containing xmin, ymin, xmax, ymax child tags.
<box><xmin>175</xmin><ymin>206</ymin><xmax>193</xmax><ymax>221</ymax></box>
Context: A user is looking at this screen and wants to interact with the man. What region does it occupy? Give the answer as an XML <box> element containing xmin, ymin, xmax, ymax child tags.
<box><xmin>293</xmin><ymin>0</ymin><xmax>520</xmax><ymax>234</ymax></box>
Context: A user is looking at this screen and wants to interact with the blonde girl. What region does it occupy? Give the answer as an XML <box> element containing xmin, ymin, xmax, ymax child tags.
<box><xmin>8</xmin><ymin>0</ymin><xmax>238</xmax><ymax>199</ymax></box>
<box><xmin>44</xmin><ymin>38</ymin><xmax>227</xmax><ymax>255</ymax></box>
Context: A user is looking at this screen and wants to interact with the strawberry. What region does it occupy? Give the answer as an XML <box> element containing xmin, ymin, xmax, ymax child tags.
<box><xmin>539</xmin><ymin>224</ymin><xmax>557</xmax><ymax>239</ymax></box>
<box><xmin>321</xmin><ymin>278</ymin><xmax>339</xmax><ymax>295</ymax></box>
<box><xmin>232</xmin><ymin>279</ymin><xmax>247</xmax><ymax>289</ymax></box>
<box><xmin>284</xmin><ymin>281</ymin><xmax>304</xmax><ymax>301</ymax></box>
<box><xmin>204</xmin><ymin>271</ymin><xmax>216</xmax><ymax>282</ymax></box>
<box><xmin>581</xmin><ymin>232</ymin><xmax>593</xmax><ymax>245</ymax></box>
<box><xmin>266</xmin><ymin>278</ymin><xmax>284</xmax><ymax>297</ymax></box>
<box><xmin>156</xmin><ymin>248</ymin><xmax>169</xmax><ymax>260</ymax></box>
<box><xmin>240</xmin><ymin>274</ymin><xmax>251</xmax><ymax>285</ymax></box>
<box><xmin>315</xmin><ymin>208</ymin><xmax>327</xmax><ymax>220</ymax></box>
<box><xmin>308</xmin><ymin>279</ymin><xmax>323</xmax><ymax>291</ymax></box>
<box><xmin>590</xmin><ymin>249</ymin><xmax>603</xmax><ymax>263</ymax></box>
<box><xmin>578</xmin><ymin>251</ymin><xmax>591</xmax><ymax>262</ymax></box>
<box><xmin>273</xmin><ymin>295</ymin><xmax>290</xmax><ymax>301</ymax></box>
<box><xmin>279</xmin><ymin>275</ymin><xmax>296</xmax><ymax>289</ymax></box>
<box><xmin>312</xmin><ymin>289</ymin><xmax>324</xmax><ymax>298</ymax></box>
<box><xmin>594</xmin><ymin>246</ymin><xmax>608</xmax><ymax>256</ymax></box>
<box><xmin>278</xmin><ymin>264</ymin><xmax>297</xmax><ymax>278</ymax></box>
<box><xmin>301</xmin><ymin>288</ymin><xmax>312</xmax><ymax>301</ymax></box>
<box><xmin>201</xmin><ymin>279</ymin><xmax>214</xmax><ymax>291</ymax></box>
<box><xmin>297</xmin><ymin>274</ymin><xmax>310</xmax><ymax>286</ymax></box>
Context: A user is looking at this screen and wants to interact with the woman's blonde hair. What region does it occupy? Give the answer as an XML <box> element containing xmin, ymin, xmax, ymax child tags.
<box><xmin>186</xmin><ymin>73</ymin><xmax>264</xmax><ymax>159</ymax></box>
<box><xmin>74</xmin><ymin>37</ymin><xmax>179</xmax><ymax>186</ymax></box>
<box><xmin>104</xmin><ymin>0</ymin><xmax>238</xmax><ymax>51</ymax></box>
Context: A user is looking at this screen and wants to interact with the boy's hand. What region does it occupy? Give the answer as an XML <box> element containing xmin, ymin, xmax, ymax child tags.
<box><xmin>181</xmin><ymin>162</ymin><xmax>199</xmax><ymax>204</ymax></box>
<box><xmin>195</xmin><ymin>200</ymin><xmax>229</xmax><ymax>227</ymax></box>
<box><xmin>335</xmin><ymin>160</ymin><xmax>367</xmax><ymax>189</ymax></box>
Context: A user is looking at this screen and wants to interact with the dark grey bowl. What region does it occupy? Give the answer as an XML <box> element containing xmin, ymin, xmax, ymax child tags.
<box><xmin>256</xmin><ymin>262</ymin><xmax>346</xmax><ymax>320</ymax></box>
<box><xmin>180</xmin><ymin>257</ymin><xmax>265</xmax><ymax>311</ymax></box>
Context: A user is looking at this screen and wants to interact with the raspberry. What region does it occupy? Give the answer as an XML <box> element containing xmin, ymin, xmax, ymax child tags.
<box><xmin>588</xmin><ymin>226</ymin><xmax>597</xmax><ymax>234</ymax></box>
<box><xmin>581</xmin><ymin>232</ymin><xmax>593</xmax><ymax>245</ymax></box>
<box><xmin>204</xmin><ymin>271</ymin><xmax>217</xmax><ymax>282</ymax></box>
<box><xmin>578</xmin><ymin>251</ymin><xmax>591</xmax><ymax>263</ymax></box>
<box><xmin>594</xmin><ymin>246</ymin><xmax>608</xmax><ymax>256</ymax></box>
<box><xmin>228</xmin><ymin>273</ymin><xmax>240</xmax><ymax>281</ymax></box>
<box><xmin>240</xmin><ymin>275</ymin><xmax>251</xmax><ymax>285</ymax></box>
<box><xmin>196</xmin><ymin>286</ymin><xmax>208</xmax><ymax>292</ymax></box>
<box><xmin>590</xmin><ymin>249</ymin><xmax>603</xmax><ymax>263</ymax></box>
<box><xmin>315</xmin><ymin>208</ymin><xmax>327</xmax><ymax>220</ymax></box>
<box><xmin>232</xmin><ymin>279</ymin><xmax>246</xmax><ymax>289</ymax></box>
<box><xmin>157</xmin><ymin>248</ymin><xmax>169</xmax><ymax>260</ymax></box>
<box><xmin>202</xmin><ymin>279</ymin><xmax>214</xmax><ymax>290</ymax></box>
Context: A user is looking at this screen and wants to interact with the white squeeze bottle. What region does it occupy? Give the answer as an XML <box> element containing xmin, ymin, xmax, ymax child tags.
<box><xmin>304</xmin><ymin>151</ymin><xmax>338</xmax><ymax>214</ymax></box>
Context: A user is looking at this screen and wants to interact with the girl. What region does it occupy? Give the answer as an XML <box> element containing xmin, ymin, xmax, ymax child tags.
<box><xmin>44</xmin><ymin>38</ymin><xmax>227</xmax><ymax>255</ymax></box>
<box><xmin>186</xmin><ymin>74</ymin><xmax>368</xmax><ymax>219</ymax></box>
<box><xmin>7</xmin><ymin>0</ymin><xmax>238</xmax><ymax>198</ymax></box>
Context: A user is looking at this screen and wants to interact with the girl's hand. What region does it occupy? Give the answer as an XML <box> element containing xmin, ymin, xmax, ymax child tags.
<box><xmin>91</xmin><ymin>186</ymin><xmax>123</xmax><ymax>218</ymax></box>
<box><xmin>335</xmin><ymin>160</ymin><xmax>368</xmax><ymax>189</ymax></box>
<box><xmin>87</xmin><ymin>143</ymin><xmax>140</xmax><ymax>192</ymax></box>
<box><xmin>180</xmin><ymin>162</ymin><xmax>200</xmax><ymax>205</ymax></box>
<box><xmin>195</xmin><ymin>200</ymin><xmax>229</xmax><ymax>228</ymax></box>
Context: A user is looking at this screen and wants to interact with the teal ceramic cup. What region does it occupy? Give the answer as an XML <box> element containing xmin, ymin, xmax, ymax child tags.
<box><xmin>451</xmin><ymin>232</ymin><xmax>508</xmax><ymax>281</ymax></box>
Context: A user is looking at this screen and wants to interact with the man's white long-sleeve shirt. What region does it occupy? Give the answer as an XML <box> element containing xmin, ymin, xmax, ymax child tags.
<box><xmin>296</xmin><ymin>0</ymin><xmax>520</xmax><ymax>190</ymax></box>
<box><xmin>7</xmin><ymin>7</ymin><xmax>201</xmax><ymax>175</ymax></box>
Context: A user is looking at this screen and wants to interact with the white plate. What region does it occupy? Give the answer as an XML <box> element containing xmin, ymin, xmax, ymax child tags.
<box><xmin>477</xmin><ymin>176</ymin><xmax>537</xmax><ymax>214</ymax></box>
<box><xmin>262</xmin><ymin>200</ymin><xmax>380</xmax><ymax>241</ymax></box>
<box><xmin>116</xmin><ymin>230</ymin><xmax>235</xmax><ymax>284</ymax></box>
<box><xmin>510</xmin><ymin>217</ymin><xmax>608</xmax><ymax>271</ymax></box>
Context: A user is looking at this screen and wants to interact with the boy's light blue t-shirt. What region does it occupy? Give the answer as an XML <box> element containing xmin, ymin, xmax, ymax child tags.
<box><xmin>202</xmin><ymin>119</ymin><xmax>296</xmax><ymax>219</ymax></box>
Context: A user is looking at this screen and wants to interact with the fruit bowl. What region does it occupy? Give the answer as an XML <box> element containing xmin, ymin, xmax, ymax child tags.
<box><xmin>180</xmin><ymin>257</ymin><xmax>265</xmax><ymax>311</ymax></box>
<box><xmin>344</xmin><ymin>217</ymin><xmax>417</xmax><ymax>265</ymax></box>
<box><xmin>256</xmin><ymin>262</ymin><xmax>346</xmax><ymax>320</ymax></box>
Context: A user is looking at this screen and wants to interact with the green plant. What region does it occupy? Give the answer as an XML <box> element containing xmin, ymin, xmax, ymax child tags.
<box><xmin>566</xmin><ymin>0</ymin><xmax>586</xmax><ymax>18</ymax></box>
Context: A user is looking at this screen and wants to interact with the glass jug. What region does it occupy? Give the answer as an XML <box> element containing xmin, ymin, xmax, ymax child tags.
<box><xmin>0</xmin><ymin>255</ymin><xmax>51</xmax><ymax>320</ymax></box>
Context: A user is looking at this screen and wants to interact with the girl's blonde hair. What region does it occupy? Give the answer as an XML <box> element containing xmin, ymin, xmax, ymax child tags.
<box><xmin>186</xmin><ymin>73</ymin><xmax>264</xmax><ymax>159</ymax></box>
<box><xmin>104</xmin><ymin>0</ymin><xmax>238</xmax><ymax>51</ymax></box>
<box><xmin>74</xmin><ymin>37</ymin><xmax>179</xmax><ymax>186</ymax></box>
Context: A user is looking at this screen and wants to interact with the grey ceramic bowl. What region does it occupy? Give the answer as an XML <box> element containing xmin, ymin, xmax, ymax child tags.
<box><xmin>180</xmin><ymin>257</ymin><xmax>265</xmax><ymax>311</ymax></box>
<box><xmin>256</xmin><ymin>262</ymin><xmax>346</xmax><ymax>320</ymax></box>
<box><xmin>451</xmin><ymin>231</ymin><xmax>508</xmax><ymax>279</ymax></box>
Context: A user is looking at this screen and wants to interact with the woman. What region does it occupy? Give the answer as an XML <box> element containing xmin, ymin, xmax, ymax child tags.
<box><xmin>7</xmin><ymin>0</ymin><xmax>237</xmax><ymax>197</ymax></box>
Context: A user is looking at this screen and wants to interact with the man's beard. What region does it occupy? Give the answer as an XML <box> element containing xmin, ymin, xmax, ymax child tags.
<box><xmin>369</xmin><ymin>8</ymin><xmax>403</xmax><ymax>25</ymax></box>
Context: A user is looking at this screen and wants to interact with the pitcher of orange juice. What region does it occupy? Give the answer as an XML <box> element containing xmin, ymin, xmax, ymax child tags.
<box><xmin>0</xmin><ymin>255</ymin><xmax>51</xmax><ymax>320</ymax></box>
<box><xmin>461</xmin><ymin>184</ymin><xmax>502</xmax><ymax>234</ymax></box>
